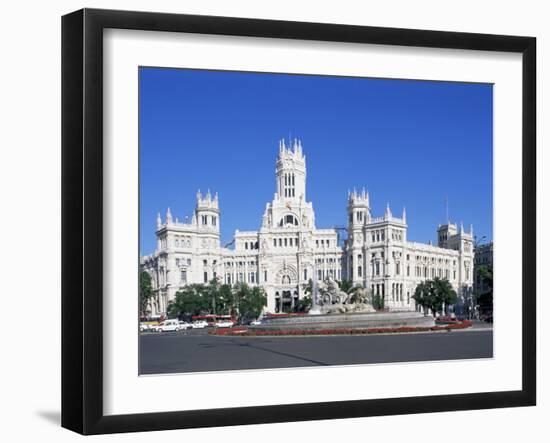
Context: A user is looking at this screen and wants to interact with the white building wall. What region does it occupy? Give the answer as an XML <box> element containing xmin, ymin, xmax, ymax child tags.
<box><xmin>141</xmin><ymin>139</ymin><xmax>475</xmax><ymax>316</ymax></box>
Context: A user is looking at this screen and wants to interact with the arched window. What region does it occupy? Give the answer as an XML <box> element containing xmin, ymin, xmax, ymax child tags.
<box><xmin>282</xmin><ymin>275</ymin><xmax>291</xmax><ymax>284</ymax></box>
<box><xmin>279</xmin><ymin>214</ymin><xmax>299</xmax><ymax>227</ymax></box>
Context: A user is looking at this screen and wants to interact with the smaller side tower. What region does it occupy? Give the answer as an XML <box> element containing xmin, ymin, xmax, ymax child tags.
<box><xmin>346</xmin><ymin>188</ymin><xmax>370</xmax><ymax>284</ymax></box>
<box><xmin>347</xmin><ymin>188</ymin><xmax>370</xmax><ymax>228</ymax></box>
<box><xmin>195</xmin><ymin>189</ymin><xmax>220</xmax><ymax>233</ymax></box>
<box><xmin>437</xmin><ymin>222</ymin><xmax>458</xmax><ymax>248</ymax></box>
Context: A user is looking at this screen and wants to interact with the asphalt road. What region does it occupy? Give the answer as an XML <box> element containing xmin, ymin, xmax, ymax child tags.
<box><xmin>139</xmin><ymin>327</ymin><xmax>493</xmax><ymax>375</ymax></box>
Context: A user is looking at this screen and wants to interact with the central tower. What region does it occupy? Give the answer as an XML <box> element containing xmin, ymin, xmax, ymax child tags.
<box><xmin>275</xmin><ymin>138</ymin><xmax>306</xmax><ymax>201</ymax></box>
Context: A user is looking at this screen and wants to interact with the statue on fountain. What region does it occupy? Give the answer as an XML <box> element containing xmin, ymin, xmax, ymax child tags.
<box><xmin>312</xmin><ymin>276</ymin><xmax>376</xmax><ymax>314</ymax></box>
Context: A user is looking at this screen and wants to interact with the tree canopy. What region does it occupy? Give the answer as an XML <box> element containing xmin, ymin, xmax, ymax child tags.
<box><xmin>167</xmin><ymin>280</ymin><xmax>267</xmax><ymax>321</ymax></box>
<box><xmin>139</xmin><ymin>271</ymin><xmax>153</xmax><ymax>314</ymax></box>
<box><xmin>412</xmin><ymin>277</ymin><xmax>457</xmax><ymax>316</ymax></box>
<box><xmin>476</xmin><ymin>265</ymin><xmax>493</xmax><ymax>316</ymax></box>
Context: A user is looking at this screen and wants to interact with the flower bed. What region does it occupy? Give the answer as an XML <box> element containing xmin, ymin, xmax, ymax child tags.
<box><xmin>209</xmin><ymin>320</ymin><xmax>473</xmax><ymax>336</ymax></box>
<box><xmin>435</xmin><ymin>315</ymin><xmax>459</xmax><ymax>324</ymax></box>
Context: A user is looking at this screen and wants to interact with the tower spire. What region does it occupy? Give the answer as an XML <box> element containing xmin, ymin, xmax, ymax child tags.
<box><xmin>166</xmin><ymin>207</ymin><xmax>172</xmax><ymax>224</ymax></box>
<box><xmin>156</xmin><ymin>212</ymin><xmax>162</xmax><ymax>229</ymax></box>
<box><xmin>275</xmin><ymin>136</ymin><xmax>307</xmax><ymax>202</ymax></box>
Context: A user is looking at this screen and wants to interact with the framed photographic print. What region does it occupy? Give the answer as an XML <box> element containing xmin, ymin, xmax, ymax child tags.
<box><xmin>61</xmin><ymin>8</ymin><xmax>536</xmax><ymax>435</ymax></box>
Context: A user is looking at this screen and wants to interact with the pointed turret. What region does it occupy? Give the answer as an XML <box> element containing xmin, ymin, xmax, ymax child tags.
<box><xmin>275</xmin><ymin>136</ymin><xmax>307</xmax><ymax>201</ymax></box>
<box><xmin>261</xmin><ymin>202</ymin><xmax>269</xmax><ymax>228</ymax></box>
<box><xmin>156</xmin><ymin>212</ymin><xmax>162</xmax><ymax>229</ymax></box>
<box><xmin>402</xmin><ymin>206</ymin><xmax>407</xmax><ymax>223</ymax></box>
<box><xmin>166</xmin><ymin>207</ymin><xmax>172</xmax><ymax>224</ymax></box>
<box><xmin>385</xmin><ymin>202</ymin><xmax>392</xmax><ymax>219</ymax></box>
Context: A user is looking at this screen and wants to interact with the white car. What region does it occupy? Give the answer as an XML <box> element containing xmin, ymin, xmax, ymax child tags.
<box><xmin>250</xmin><ymin>320</ymin><xmax>262</xmax><ymax>326</ymax></box>
<box><xmin>139</xmin><ymin>322</ymin><xmax>152</xmax><ymax>332</ymax></box>
<box><xmin>192</xmin><ymin>320</ymin><xmax>209</xmax><ymax>329</ymax></box>
<box><xmin>154</xmin><ymin>319</ymin><xmax>183</xmax><ymax>332</ymax></box>
<box><xmin>178</xmin><ymin>321</ymin><xmax>192</xmax><ymax>330</ymax></box>
<box><xmin>215</xmin><ymin>320</ymin><xmax>234</xmax><ymax>328</ymax></box>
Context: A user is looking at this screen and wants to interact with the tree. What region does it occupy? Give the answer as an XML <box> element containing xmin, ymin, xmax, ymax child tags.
<box><xmin>301</xmin><ymin>278</ymin><xmax>325</xmax><ymax>311</ymax></box>
<box><xmin>203</xmin><ymin>278</ymin><xmax>233</xmax><ymax>315</ymax></box>
<box><xmin>139</xmin><ymin>271</ymin><xmax>153</xmax><ymax>314</ymax></box>
<box><xmin>433</xmin><ymin>277</ymin><xmax>458</xmax><ymax>315</ymax></box>
<box><xmin>412</xmin><ymin>281</ymin><xmax>429</xmax><ymax>315</ymax></box>
<box><xmin>413</xmin><ymin>278</ymin><xmax>457</xmax><ymax>316</ymax></box>
<box><xmin>168</xmin><ymin>281</ymin><xmax>267</xmax><ymax>321</ymax></box>
<box><xmin>168</xmin><ymin>284</ymin><xmax>210</xmax><ymax>318</ymax></box>
<box><xmin>476</xmin><ymin>266</ymin><xmax>493</xmax><ymax>316</ymax></box>
<box><xmin>217</xmin><ymin>283</ymin><xmax>234</xmax><ymax>315</ymax></box>
<box><xmin>302</xmin><ymin>278</ymin><xmax>313</xmax><ymax>296</ymax></box>
<box><xmin>233</xmin><ymin>283</ymin><xmax>267</xmax><ymax>321</ymax></box>
<box><xmin>477</xmin><ymin>266</ymin><xmax>493</xmax><ymax>291</ymax></box>
<box><xmin>372</xmin><ymin>294</ymin><xmax>384</xmax><ymax>310</ymax></box>
<box><xmin>414</xmin><ymin>280</ymin><xmax>440</xmax><ymax>316</ymax></box>
<box><xmin>296</xmin><ymin>295</ymin><xmax>312</xmax><ymax>312</ymax></box>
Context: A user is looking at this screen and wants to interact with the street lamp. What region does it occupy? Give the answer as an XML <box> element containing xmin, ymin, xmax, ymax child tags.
<box><xmin>474</xmin><ymin>235</ymin><xmax>487</xmax><ymax>248</ymax></box>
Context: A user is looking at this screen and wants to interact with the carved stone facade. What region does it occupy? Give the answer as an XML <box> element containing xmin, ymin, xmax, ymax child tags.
<box><xmin>141</xmin><ymin>139</ymin><xmax>475</xmax><ymax>315</ymax></box>
<box><xmin>345</xmin><ymin>190</ymin><xmax>475</xmax><ymax>313</ymax></box>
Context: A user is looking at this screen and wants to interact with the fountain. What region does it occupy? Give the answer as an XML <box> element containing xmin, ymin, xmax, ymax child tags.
<box><xmin>253</xmin><ymin>267</ymin><xmax>434</xmax><ymax>331</ymax></box>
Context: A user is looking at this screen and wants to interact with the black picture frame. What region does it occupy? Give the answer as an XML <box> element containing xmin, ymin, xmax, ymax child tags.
<box><xmin>62</xmin><ymin>8</ymin><xmax>536</xmax><ymax>435</ymax></box>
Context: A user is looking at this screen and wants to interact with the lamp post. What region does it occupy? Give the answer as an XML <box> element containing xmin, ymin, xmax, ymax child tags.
<box><xmin>474</xmin><ymin>235</ymin><xmax>487</xmax><ymax>248</ymax></box>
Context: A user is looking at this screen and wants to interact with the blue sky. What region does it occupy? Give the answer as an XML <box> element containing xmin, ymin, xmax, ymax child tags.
<box><xmin>139</xmin><ymin>67</ymin><xmax>493</xmax><ymax>255</ymax></box>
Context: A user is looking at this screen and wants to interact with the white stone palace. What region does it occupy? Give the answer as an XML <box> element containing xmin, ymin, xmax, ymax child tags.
<box><xmin>141</xmin><ymin>139</ymin><xmax>475</xmax><ymax>315</ymax></box>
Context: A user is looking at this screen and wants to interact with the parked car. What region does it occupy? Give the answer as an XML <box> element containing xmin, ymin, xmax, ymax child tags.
<box><xmin>153</xmin><ymin>319</ymin><xmax>182</xmax><ymax>332</ymax></box>
<box><xmin>215</xmin><ymin>320</ymin><xmax>234</xmax><ymax>328</ymax></box>
<box><xmin>250</xmin><ymin>320</ymin><xmax>262</xmax><ymax>326</ymax></box>
<box><xmin>139</xmin><ymin>322</ymin><xmax>152</xmax><ymax>332</ymax></box>
<box><xmin>178</xmin><ymin>321</ymin><xmax>193</xmax><ymax>330</ymax></box>
<box><xmin>192</xmin><ymin>320</ymin><xmax>209</xmax><ymax>329</ymax></box>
